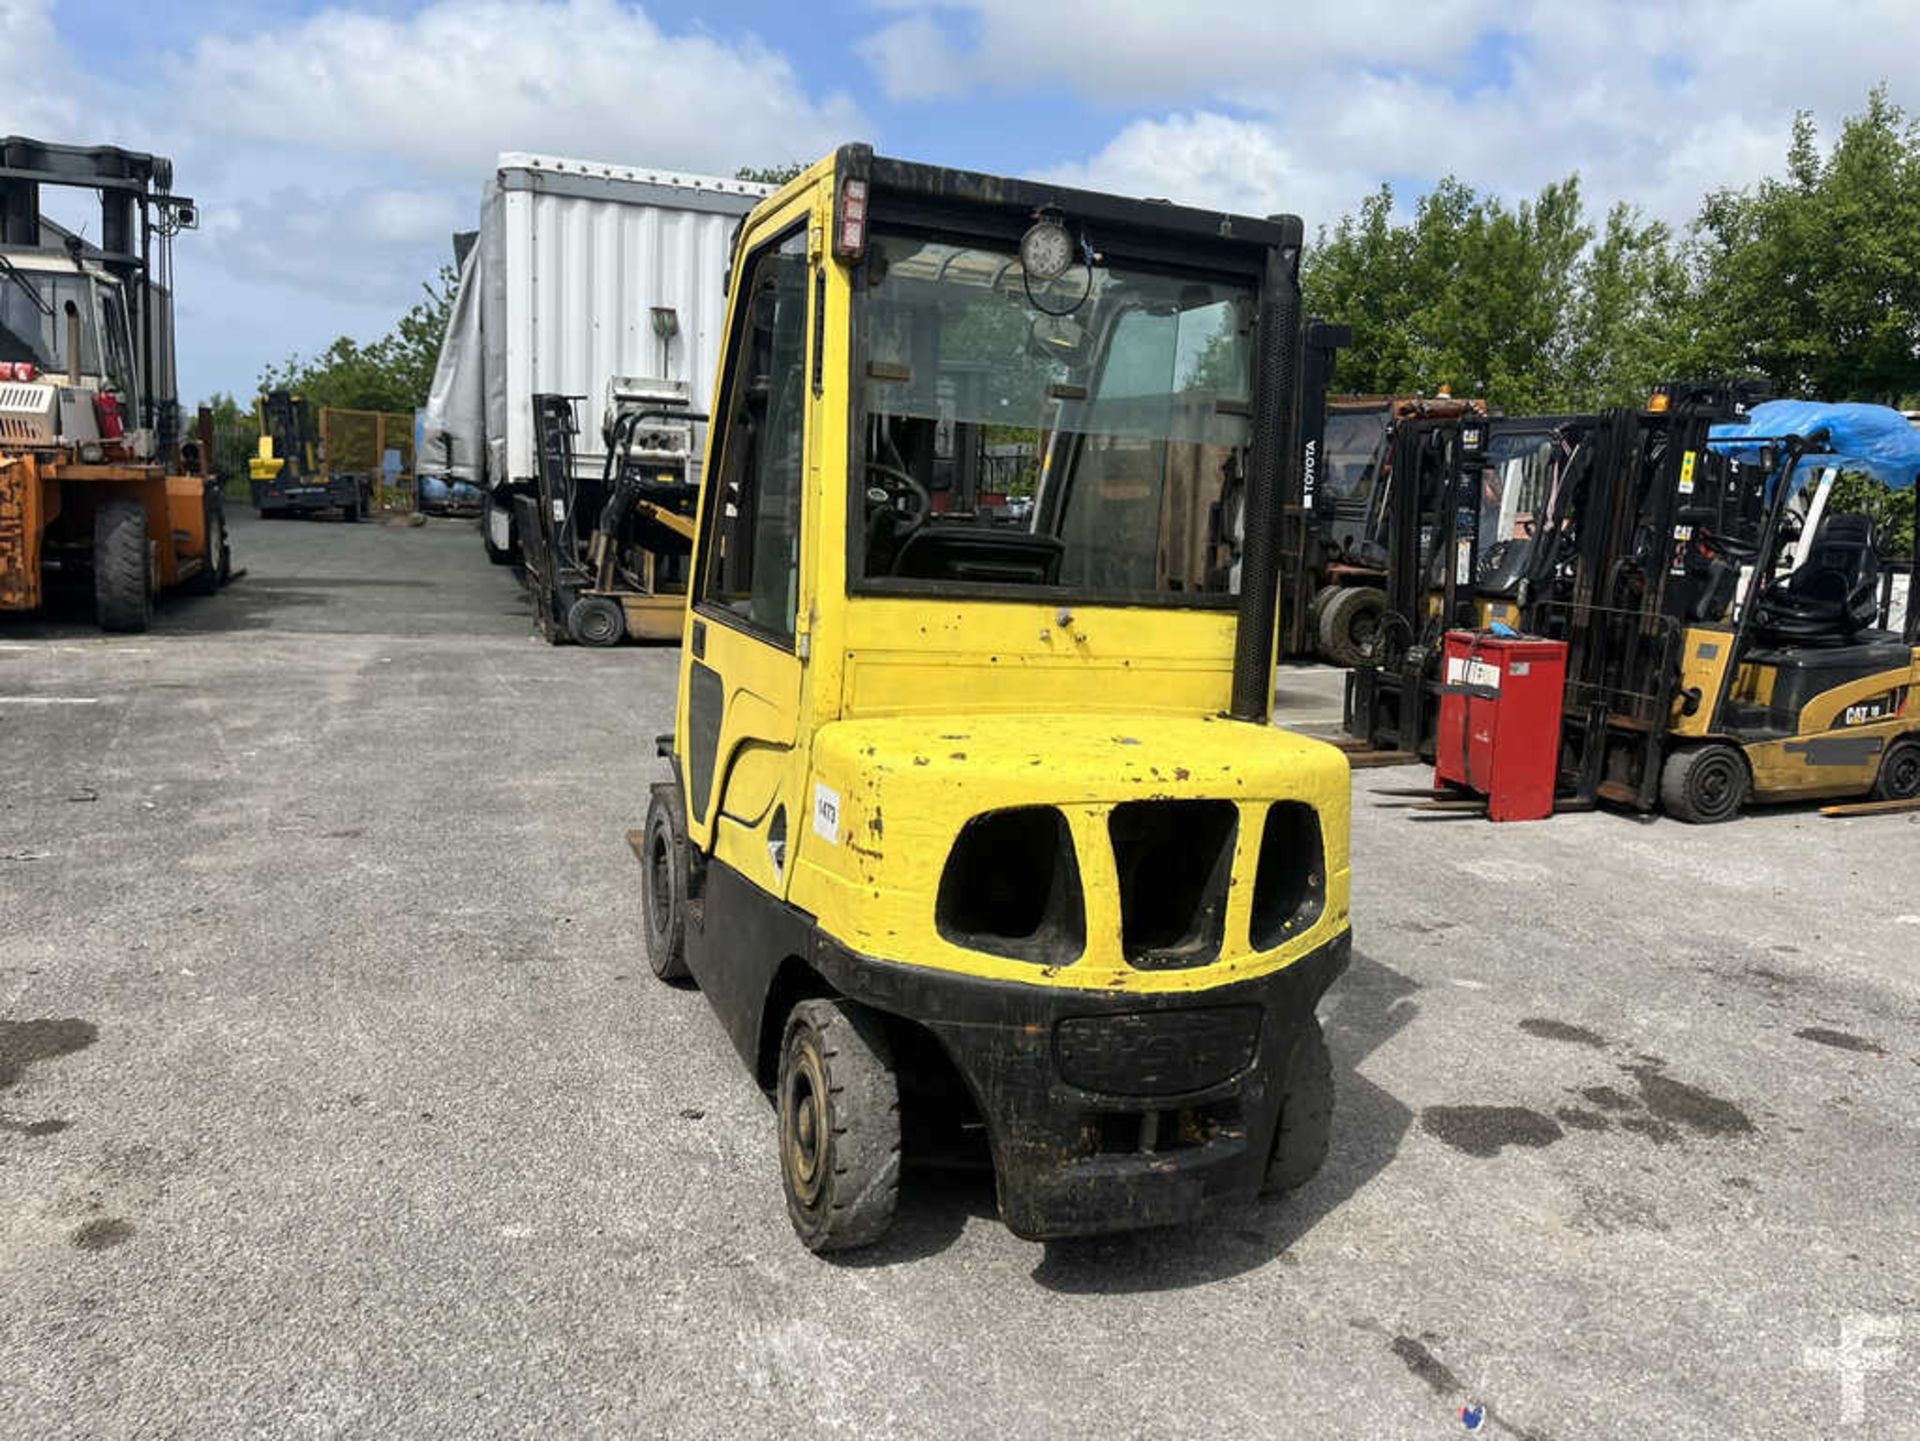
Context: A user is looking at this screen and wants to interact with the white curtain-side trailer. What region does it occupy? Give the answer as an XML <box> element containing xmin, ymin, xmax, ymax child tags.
<box><xmin>420</xmin><ymin>153</ymin><xmax>769</xmax><ymax>562</ymax></box>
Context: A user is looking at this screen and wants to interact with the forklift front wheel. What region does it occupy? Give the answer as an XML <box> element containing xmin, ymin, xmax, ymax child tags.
<box><xmin>1262</xmin><ymin>1017</ymin><xmax>1334</xmax><ymax>1197</ymax></box>
<box><xmin>641</xmin><ymin>788</ymin><xmax>691</xmax><ymax>982</ymax></box>
<box><xmin>1871</xmin><ymin>736</ymin><xmax>1920</xmax><ymax>802</ymax></box>
<box><xmin>567</xmin><ymin>595</ymin><xmax>626</xmax><ymax>648</ymax></box>
<box><xmin>778</xmin><ymin>998</ymin><xmax>900</xmax><ymax>1253</ymax></box>
<box><xmin>1659</xmin><ymin>742</ymin><xmax>1750</xmax><ymax>824</ymax></box>
<box><xmin>94</xmin><ymin>500</ymin><xmax>153</xmax><ymax>633</ymax></box>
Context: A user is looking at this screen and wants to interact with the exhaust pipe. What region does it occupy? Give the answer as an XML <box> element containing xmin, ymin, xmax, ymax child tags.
<box><xmin>1229</xmin><ymin>216</ymin><xmax>1306</xmax><ymax>724</ymax></box>
<box><xmin>63</xmin><ymin>300</ymin><xmax>81</xmax><ymax>385</ymax></box>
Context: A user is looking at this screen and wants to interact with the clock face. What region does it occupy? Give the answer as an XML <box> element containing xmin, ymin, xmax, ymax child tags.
<box><xmin>1021</xmin><ymin>222</ymin><xmax>1073</xmax><ymax>282</ymax></box>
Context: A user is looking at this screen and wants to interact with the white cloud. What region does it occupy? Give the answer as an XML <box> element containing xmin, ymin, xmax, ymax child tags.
<box><xmin>182</xmin><ymin>0</ymin><xmax>862</xmax><ymax>179</ymax></box>
<box><xmin>1012</xmin><ymin>0</ymin><xmax>1920</xmax><ymax>231</ymax></box>
<box><xmin>863</xmin><ymin>0</ymin><xmax>1497</xmax><ymax>103</ymax></box>
<box><xmin>0</xmin><ymin>0</ymin><xmax>865</xmax><ymax>400</ymax></box>
<box><xmin>1033</xmin><ymin>113</ymin><xmax>1372</xmax><ymax>231</ymax></box>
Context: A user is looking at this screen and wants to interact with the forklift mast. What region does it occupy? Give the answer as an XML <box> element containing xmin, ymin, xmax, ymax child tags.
<box><xmin>256</xmin><ymin>391</ymin><xmax>320</xmax><ymax>482</ymax></box>
<box><xmin>0</xmin><ymin>137</ymin><xmax>196</xmax><ymax>445</ymax></box>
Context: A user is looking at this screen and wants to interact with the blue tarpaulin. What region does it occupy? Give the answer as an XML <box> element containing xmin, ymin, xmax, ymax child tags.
<box><xmin>1708</xmin><ymin>400</ymin><xmax>1920</xmax><ymax>491</ymax></box>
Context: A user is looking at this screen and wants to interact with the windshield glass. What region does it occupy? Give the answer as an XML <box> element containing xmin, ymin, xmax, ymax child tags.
<box><xmin>0</xmin><ymin>267</ymin><xmax>100</xmax><ymax>373</ymax></box>
<box><xmin>1322</xmin><ymin>407</ymin><xmax>1391</xmax><ymax>508</ymax></box>
<box><xmin>856</xmin><ymin>229</ymin><xmax>1256</xmax><ymax>601</ymax></box>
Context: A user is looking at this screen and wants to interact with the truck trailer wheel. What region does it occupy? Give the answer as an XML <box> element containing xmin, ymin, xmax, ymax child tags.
<box><xmin>1317</xmin><ymin>586</ymin><xmax>1386</xmax><ymax>668</ymax></box>
<box><xmin>567</xmin><ymin>595</ymin><xmax>625</xmax><ymax>647</ymax></box>
<box><xmin>778</xmin><ymin>998</ymin><xmax>900</xmax><ymax>1253</ymax></box>
<box><xmin>482</xmin><ymin>505</ymin><xmax>516</xmax><ymax>566</ymax></box>
<box><xmin>94</xmin><ymin>500</ymin><xmax>153</xmax><ymax>633</ymax></box>
<box><xmin>1659</xmin><ymin>742</ymin><xmax>1750</xmax><ymax>824</ymax></box>
<box><xmin>1870</xmin><ymin>736</ymin><xmax>1920</xmax><ymax>802</ymax></box>
<box><xmin>1262</xmin><ymin>1017</ymin><xmax>1333</xmax><ymax>1196</ymax></box>
<box><xmin>641</xmin><ymin>787</ymin><xmax>692</xmax><ymax>982</ymax></box>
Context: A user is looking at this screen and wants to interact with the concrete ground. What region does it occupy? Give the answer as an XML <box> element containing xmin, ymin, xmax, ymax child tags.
<box><xmin>3</xmin><ymin>512</ymin><xmax>1916</xmax><ymax>1440</ymax></box>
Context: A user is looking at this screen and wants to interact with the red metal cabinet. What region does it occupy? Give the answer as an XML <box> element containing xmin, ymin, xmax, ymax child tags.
<box><xmin>1434</xmin><ymin>632</ymin><xmax>1568</xmax><ymax>822</ymax></box>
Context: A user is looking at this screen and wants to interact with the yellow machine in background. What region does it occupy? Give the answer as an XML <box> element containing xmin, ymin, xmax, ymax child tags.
<box><xmin>639</xmin><ymin>146</ymin><xmax>1352</xmax><ymax>1251</ymax></box>
<box><xmin>0</xmin><ymin>137</ymin><xmax>226</xmax><ymax>631</ymax></box>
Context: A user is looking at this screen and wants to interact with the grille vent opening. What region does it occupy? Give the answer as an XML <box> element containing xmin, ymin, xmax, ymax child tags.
<box><xmin>1108</xmin><ymin>799</ymin><xmax>1238</xmax><ymax>969</ymax></box>
<box><xmin>936</xmin><ymin>806</ymin><xmax>1085</xmax><ymax>964</ymax></box>
<box><xmin>1250</xmin><ymin>801</ymin><xmax>1325</xmax><ymax>949</ymax></box>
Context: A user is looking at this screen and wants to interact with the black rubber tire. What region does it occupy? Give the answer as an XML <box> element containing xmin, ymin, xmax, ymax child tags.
<box><xmin>567</xmin><ymin>595</ymin><xmax>625</xmax><ymax>647</ymax></box>
<box><xmin>1262</xmin><ymin>1017</ymin><xmax>1334</xmax><ymax>1196</ymax></box>
<box><xmin>341</xmin><ymin>499</ymin><xmax>360</xmax><ymax>523</ymax></box>
<box><xmin>1871</xmin><ymin>736</ymin><xmax>1920</xmax><ymax>802</ymax></box>
<box><xmin>1317</xmin><ymin>586</ymin><xmax>1387</xmax><ymax>667</ymax></box>
<box><xmin>94</xmin><ymin>500</ymin><xmax>152</xmax><ymax>633</ymax></box>
<box><xmin>1659</xmin><ymin>742</ymin><xmax>1751</xmax><ymax>824</ymax></box>
<box><xmin>1306</xmin><ymin>584</ymin><xmax>1341</xmax><ymax>644</ymax></box>
<box><xmin>778</xmin><ymin>998</ymin><xmax>900</xmax><ymax>1253</ymax></box>
<box><xmin>188</xmin><ymin>513</ymin><xmax>226</xmax><ymax>595</ymax></box>
<box><xmin>641</xmin><ymin>787</ymin><xmax>691</xmax><ymax>982</ymax></box>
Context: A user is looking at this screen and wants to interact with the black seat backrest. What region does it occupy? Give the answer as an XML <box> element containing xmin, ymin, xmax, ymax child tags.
<box><xmin>891</xmin><ymin>527</ymin><xmax>1065</xmax><ymax>586</ymax></box>
<box><xmin>1753</xmin><ymin>512</ymin><xmax>1880</xmax><ymax>645</ymax></box>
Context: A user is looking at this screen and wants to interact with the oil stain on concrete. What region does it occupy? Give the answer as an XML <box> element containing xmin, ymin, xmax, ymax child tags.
<box><xmin>1623</xmin><ymin>1063</ymin><xmax>1754</xmax><ymax>1138</ymax></box>
<box><xmin>1420</xmin><ymin>1105</ymin><xmax>1563</xmax><ymax>1157</ymax></box>
<box><xmin>70</xmin><ymin>1218</ymin><xmax>134</xmax><ymax>1251</ymax></box>
<box><xmin>0</xmin><ymin>1018</ymin><xmax>98</xmax><ymax>1089</ymax></box>
<box><xmin>1794</xmin><ymin>1027</ymin><xmax>1885</xmax><ymax>1056</ymax></box>
<box><xmin>1518</xmin><ymin>1018</ymin><xmax>1607</xmax><ymax>1048</ymax></box>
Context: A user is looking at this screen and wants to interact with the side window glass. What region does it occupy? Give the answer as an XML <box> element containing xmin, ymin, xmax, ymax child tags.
<box><xmin>699</xmin><ymin>228</ymin><xmax>810</xmax><ymax>641</ymax></box>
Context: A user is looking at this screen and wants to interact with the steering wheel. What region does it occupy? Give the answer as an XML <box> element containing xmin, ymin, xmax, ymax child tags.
<box><xmin>864</xmin><ymin>460</ymin><xmax>930</xmax><ymax>536</ymax></box>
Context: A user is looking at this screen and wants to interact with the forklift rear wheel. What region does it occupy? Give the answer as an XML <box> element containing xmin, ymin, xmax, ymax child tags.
<box><xmin>641</xmin><ymin>788</ymin><xmax>691</xmax><ymax>982</ymax></box>
<box><xmin>1318</xmin><ymin>587</ymin><xmax>1387</xmax><ymax>668</ymax></box>
<box><xmin>94</xmin><ymin>500</ymin><xmax>153</xmax><ymax>633</ymax></box>
<box><xmin>1871</xmin><ymin>736</ymin><xmax>1920</xmax><ymax>802</ymax></box>
<box><xmin>341</xmin><ymin>500</ymin><xmax>360</xmax><ymax>523</ymax></box>
<box><xmin>567</xmin><ymin>595</ymin><xmax>626</xmax><ymax>648</ymax></box>
<box><xmin>778</xmin><ymin>998</ymin><xmax>900</xmax><ymax>1253</ymax></box>
<box><xmin>1660</xmin><ymin>743</ymin><xmax>1750</xmax><ymax>824</ymax></box>
<box><xmin>1262</xmin><ymin>1017</ymin><xmax>1333</xmax><ymax>1196</ymax></box>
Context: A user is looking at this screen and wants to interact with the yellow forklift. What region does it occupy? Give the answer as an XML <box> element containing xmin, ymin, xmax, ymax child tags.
<box><xmin>639</xmin><ymin>146</ymin><xmax>1353</xmax><ymax>1250</ymax></box>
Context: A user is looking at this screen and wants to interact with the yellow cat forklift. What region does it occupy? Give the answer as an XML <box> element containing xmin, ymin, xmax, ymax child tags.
<box><xmin>640</xmin><ymin>146</ymin><xmax>1353</xmax><ymax>1251</ymax></box>
<box><xmin>1647</xmin><ymin>400</ymin><xmax>1920</xmax><ymax>820</ymax></box>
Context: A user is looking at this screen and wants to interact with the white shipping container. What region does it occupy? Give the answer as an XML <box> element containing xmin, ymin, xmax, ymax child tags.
<box><xmin>421</xmin><ymin>152</ymin><xmax>771</xmax><ymax>550</ymax></box>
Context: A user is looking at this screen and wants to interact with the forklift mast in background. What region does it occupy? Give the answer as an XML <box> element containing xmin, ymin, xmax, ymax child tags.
<box><xmin>1279</xmin><ymin>320</ymin><xmax>1350</xmax><ymax>657</ymax></box>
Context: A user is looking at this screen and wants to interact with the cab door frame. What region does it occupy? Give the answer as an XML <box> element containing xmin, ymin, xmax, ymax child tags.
<box><xmin>676</xmin><ymin>190</ymin><xmax>825</xmax><ymax>897</ymax></box>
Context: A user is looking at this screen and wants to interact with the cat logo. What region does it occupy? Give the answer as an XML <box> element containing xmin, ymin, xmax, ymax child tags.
<box><xmin>1839</xmin><ymin>693</ymin><xmax>1897</xmax><ymax>728</ymax></box>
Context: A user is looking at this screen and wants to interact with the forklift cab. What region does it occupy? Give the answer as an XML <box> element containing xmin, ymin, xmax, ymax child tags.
<box><xmin>644</xmin><ymin>146</ymin><xmax>1353</xmax><ymax>1251</ymax></box>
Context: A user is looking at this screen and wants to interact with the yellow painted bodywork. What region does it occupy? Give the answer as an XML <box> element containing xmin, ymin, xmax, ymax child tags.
<box><xmin>677</xmin><ymin>152</ymin><xmax>1352</xmax><ymax>997</ymax></box>
<box><xmin>1670</xmin><ymin>623</ymin><xmax>1919</xmax><ymax>798</ymax></box>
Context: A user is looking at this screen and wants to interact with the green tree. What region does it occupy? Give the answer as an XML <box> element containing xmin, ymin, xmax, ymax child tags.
<box><xmin>258</xmin><ymin>264</ymin><xmax>458</xmax><ymax>412</ymax></box>
<box><xmin>1689</xmin><ymin>88</ymin><xmax>1920</xmax><ymax>403</ymax></box>
<box><xmin>1304</xmin><ymin>176</ymin><xmax>1606</xmax><ymax>409</ymax></box>
<box><xmin>736</xmin><ymin>162</ymin><xmax>807</xmax><ymax>186</ymax></box>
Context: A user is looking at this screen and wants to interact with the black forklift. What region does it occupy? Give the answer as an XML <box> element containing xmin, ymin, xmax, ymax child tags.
<box><xmin>519</xmin><ymin>381</ymin><xmax>702</xmax><ymax>646</ymax></box>
<box><xmin>1341</xmin><ymin>407</ymin><xmax>1593</xmax><ymax>757</ymax></box>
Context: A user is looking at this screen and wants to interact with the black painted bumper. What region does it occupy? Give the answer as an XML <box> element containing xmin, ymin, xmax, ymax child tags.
<box><xmin>811</xmin><ymin>931</ymin><xmax>1351</xmax><ymax>1240</ymax></box>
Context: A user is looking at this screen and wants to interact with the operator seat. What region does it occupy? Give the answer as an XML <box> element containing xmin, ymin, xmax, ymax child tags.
<box><xmin>1752</xmin><ymin>513</ymin><xmax>1880</xmax><ymax>646</ymax></box>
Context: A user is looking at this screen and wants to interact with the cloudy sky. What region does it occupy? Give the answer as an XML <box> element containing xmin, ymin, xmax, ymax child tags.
<box><xmin>4</xmin><ymin>0</ymin><xmax>1914</xmax><ymax>402</ymax></box>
